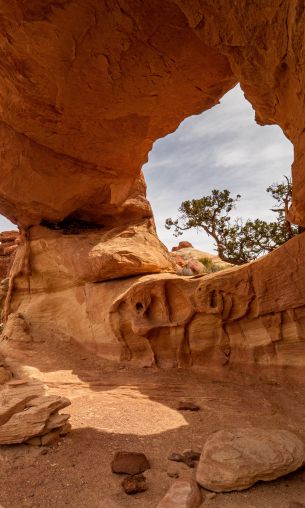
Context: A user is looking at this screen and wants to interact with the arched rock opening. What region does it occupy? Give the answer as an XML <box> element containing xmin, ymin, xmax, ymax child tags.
<box><xmin>143</xmin><ymin>84</ymin><xmax>294</xmax><ymax>254</ymax></box>
<box><xmin>1</xmin><ymin>0</ymin><xmax>305</xmax><ymax>368</ymax></box>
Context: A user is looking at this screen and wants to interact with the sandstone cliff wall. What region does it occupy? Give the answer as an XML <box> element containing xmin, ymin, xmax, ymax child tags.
<box><xmin>0</xmin><ymin>1</ymin><xmax>305</xmax><ymax>368</ymax></box>
<box><xmin>8</xmin><ymin>231</ymin><xmax>305</xmax><ymax>368</ymax></box>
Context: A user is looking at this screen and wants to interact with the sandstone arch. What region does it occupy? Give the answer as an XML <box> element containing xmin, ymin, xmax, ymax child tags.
<box><xmin>1</xmin><ymin>0</ymin><xmax>305</xmax><ymax>368</ymax></box>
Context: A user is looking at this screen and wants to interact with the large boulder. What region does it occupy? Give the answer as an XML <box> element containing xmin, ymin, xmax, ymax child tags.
<box><xmin>196</xmin><ymin>428</ymin><xmax>305</xmax><ymax>492</ymax></box>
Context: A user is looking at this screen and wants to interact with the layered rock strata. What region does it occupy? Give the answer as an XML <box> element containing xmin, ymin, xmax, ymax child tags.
<box><xmin>0</xmin><ymin>1</ymin><xmax>304</xmax><ymax>368</ymax></box>
<box><xmin>5</xmin><ymin>231</ymin><xmax>305</xmax><ymax>368</ymax></box>
<box><xmin>0</xmin><ymin>378</ymin><xmax>71</xmax><ymax>445</ymax></box>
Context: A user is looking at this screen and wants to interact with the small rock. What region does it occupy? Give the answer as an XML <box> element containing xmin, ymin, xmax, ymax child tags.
<box><xmin>157</xmin><ymin>479</ymin><xmax>202</xmax><ymax>508</ymax></box>
<box><xmin>196</xmin><ymin>428</ymin><xmax>305</xmax><ymax>492</ymax></box>
<box><xmin>182</xmin><ymin>450</ymin><xmax>201</xmax><ymax>468</ymax></box>
<box><xmin>178</xmin><ymin>402</ymin><xmax>200</xmax><ymax>412</ymax></box>
<box><xmin>111</xmin><ymin>451</ymin><xmax>150</xmax><ymax>475</ymax></box>
<box><xmin>168</xmin><ymin>450</ymin><xmax>201</xmax><ymax>468</ymax></box>
<box><xmin>121</xmin><ymin>474</ymin><xmax>147</xmax><ymax>495</ymax></box>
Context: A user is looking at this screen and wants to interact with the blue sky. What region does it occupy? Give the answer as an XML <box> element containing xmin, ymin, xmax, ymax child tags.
<box><xmin>0</xmin><ymin>216</ymin><xmax>16</xmax><ymax>231</ymax></box>
<box><xmin>143</xmin><ymin>85</ymin><xmax>293</xmax><ymax>253</ymax></box>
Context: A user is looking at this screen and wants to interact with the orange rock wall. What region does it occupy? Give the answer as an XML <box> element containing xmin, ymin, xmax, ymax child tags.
<box><xmin>1</xmin><ymin>1</ymin><xmax>305</xmax><ymax>368</ymax></box>
<box><xmin>9</xmin><ymin>232</ymin><xmax>305</xmax><ymax>368</ymax></box>
<box><xmin>0</xmin><ymin>231</ymin><xmax>18</xmax><ymax>281</ymax></box>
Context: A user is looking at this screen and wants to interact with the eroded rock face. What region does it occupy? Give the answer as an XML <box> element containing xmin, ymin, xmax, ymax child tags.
<box><xmin>7</xmin><ymin>231</ymin><xmax>305</xmax><ymax>368</ymax></box>
<box><xmin>196</xmin><ymin>428</ymin><xmax>305</xmax><ymax>492</ymax></box>
<box><xmin>20</xmin><ymin>221</ymin><xmax>174</xmax><ymax>288</ymax></box>
<box><xmin>0</xmin><ymin>2</ymin><xmax>235</xmax><ymax>227</ymax></box>
<box><xmin>0</xmin><ymin>0</ymin><xmax>304</xmax><ymax>227</ymax></box>
<box><xmin>0</xmin><ymin>1</ymin><xmax>305</xmax><ymax>368</ymax></box>
<box><xmin>0</xmin><ymin>379</ymin><xmax>71</xmax><ymax>445</ymax></box>
<box><xmin>0</xmin><ymin>231</ymin><xmax>18</xmax><ymax>281</ymax></box>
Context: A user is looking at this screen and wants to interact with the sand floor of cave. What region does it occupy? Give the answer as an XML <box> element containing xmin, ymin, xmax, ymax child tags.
<box><xmin>1</xmin><ymin>338</ymin><xmax>305</xmax><ymax>507</ymax></box>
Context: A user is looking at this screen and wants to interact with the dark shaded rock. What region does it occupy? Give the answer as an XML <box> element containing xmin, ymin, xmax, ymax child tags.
<box><xmin>178</xmin><ymin>402</ymin><xmax>200</xmax><ymax>411</ymax></box>
<box><xmin>121</xmin><ymin>474</ymin><xmax>147</xmax><ymax>495</ymax></box>
<box><xmin>182</xmin><ymin>450</ymin><xmax>201</xmax><ymax>468</ymax></box>
<box><xmin>289</xmin><ymin>503</ymin><xmax>305</xmax><ymax>508</ymax></box>
<box><xmin>111</xmin><ymin>451</ymin><xmax>150</xmax><ymax>475</ymax></box>
<box><xmin>168</xmin><ymin>450</ymin><xmax>201</xmax><ymax>468</ymax></box>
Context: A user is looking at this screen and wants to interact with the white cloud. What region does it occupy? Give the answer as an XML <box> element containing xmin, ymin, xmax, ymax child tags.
<box><xmin>143</xmin><ymin>85</ymin><xmax>293</xmax><ymax>253</ymax></box>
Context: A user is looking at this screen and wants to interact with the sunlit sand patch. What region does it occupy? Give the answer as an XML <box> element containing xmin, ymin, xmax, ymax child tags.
<box><xmin>72</xmin><ymin>387</ymin><xmax>188</xmax><ymax>435</ymax></box>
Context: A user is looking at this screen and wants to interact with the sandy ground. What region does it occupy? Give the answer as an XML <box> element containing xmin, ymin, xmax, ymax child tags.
<box><xmin>1</xmin><ymin>338</ymin><xmax>305</xmax><ymax>508</ymax></box>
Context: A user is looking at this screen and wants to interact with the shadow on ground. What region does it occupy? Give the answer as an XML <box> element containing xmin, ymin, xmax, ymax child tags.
<box><xmin>1</xmin><ymin>338</ymin><xmax>305</xmax><ymax>506</ymax></box>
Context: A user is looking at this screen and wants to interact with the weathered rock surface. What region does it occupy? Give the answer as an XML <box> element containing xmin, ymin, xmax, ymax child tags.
<box><xmin>18</xmin><ymin>221</ymin><xmax>174</xmax><ymax>288</ymax></box>
<box><xmin>157</xmin><ymin>479</ymin><xmax>202</xmax><ymax>508</ymax></box>
<box><xmin>0</xmin><ymin>351</ymin><xmax>13</xmax><ymax>385</ymax></box>
<box><xmin>111</xmin><ymin>451</ymin><xmax>150</xmax><ymax>475</ymax></box>
<box><xmin>0</xmin><ymin>231</ymin><xmax>18</xmax><ymax>281</ymax></box>
<box><xmin>0</xmin><ymin>0</ymin><xmax>304</xmax><ymax>369</ymax></box>
<box><xmin>0</xmin><ymin>379</ymin><xmax>71</xmax><ymax>445</ymax></box>
<box><xmin>7</xmin><ymin>231</ymin><xmax>305</xmax><ymax>368</ymax></box>
<box><xmin>196</xmin><ymin>428</ymin><xmax>305</xmax><ymax>492</ymax></box>
<box><xmin>121</xmin><ymin>473</ymin><xmax>147</xmax><ymax>495</ymax></box>
<box><xmin>1</xmin><ymin>313</ymin><xmax>33</xmax><ymax>343</ymax></box>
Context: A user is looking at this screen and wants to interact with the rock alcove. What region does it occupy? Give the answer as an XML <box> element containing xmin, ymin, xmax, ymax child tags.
<box><xmin>2</xmin><ymin>2</ymin><xmax>305</xmax><ymax>505</ymax></box>
<box><xmin>0</xmin><ymin>1</ymin><xmax>305</xmax><ymax>370</ymax></box>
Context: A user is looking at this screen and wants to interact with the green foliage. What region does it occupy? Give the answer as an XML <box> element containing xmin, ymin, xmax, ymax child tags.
<box><xmin>199</xmin><ymin>257</ymin><xmax>222</xmax><ymax>273</ymax></box>
<box><xmin>165</xmin><ymin>176</ymin><xmax>301</xmax><ymax>265</ymax></box>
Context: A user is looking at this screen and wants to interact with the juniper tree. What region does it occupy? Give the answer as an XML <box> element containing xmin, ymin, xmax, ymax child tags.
<box><xmin>165</xmin><ymin>177</ymin><xmax>301</xmax><ymax>265</ymax></box>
